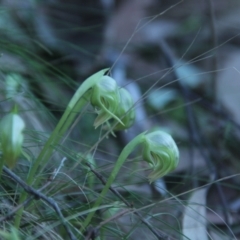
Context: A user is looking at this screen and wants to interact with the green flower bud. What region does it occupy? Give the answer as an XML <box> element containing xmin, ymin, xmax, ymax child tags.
<box><xmin>112</xmin><ymin>87</ymin><xmax>135</xmax><ymax>131</ymax></box>
<box><xmin>142</xmin><ymin>131</ymin><xmax>179</xmax><ymax>183</ymax></box>
<box><xmin>90</xmin><ymin>76</ymin><xmax>123</xmax><ymax>128</ymax></box>
<box><xmin>0</xmin><ymin>109</ymin><xmax>25</xmax><ymax>168</ymax></box>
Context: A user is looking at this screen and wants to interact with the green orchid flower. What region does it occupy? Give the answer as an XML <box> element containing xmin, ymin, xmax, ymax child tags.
<box><xmin>82</xmin><ymin>130</ymin><xmax>179</xmax><ymax>229</ymax></box>
<box><xmin>90</xmin><ymin>75</ymin><xmax>124</xmax><ymax>128</ymax></box>
<box><xmin>142</xmin><ymin>131</ymin><xmax>179</xmax><ymax>182</ymax></box>
<box><xmin>111</xmin><ymin>87</ymin><xmax>136</xmax><ymax>131</ymax></box>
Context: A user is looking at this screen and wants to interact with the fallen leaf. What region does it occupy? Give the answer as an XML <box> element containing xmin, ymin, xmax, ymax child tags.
<box><xmin>147</xmin><ymin>88</ymin><xmax>178</xmax><ymax>110</ymax></box>
<box><xmin>182</xmin><ymin>188</ymin><xmax>208</xmax><ymax>240</ymax></box>
<box><xmin>217</xmin><ymin>48</ymin><xmax>240</xmax><ymax>125</ymax></box>
<box><xmin>209</xmin><ymin>229</ymin><xmax>230</xmax><ymax>240</ymax></box>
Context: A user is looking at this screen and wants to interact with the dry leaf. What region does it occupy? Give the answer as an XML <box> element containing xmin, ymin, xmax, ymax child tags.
<box><xmin>217</xmin><ymin>48</ymin><xmax>240</xmax><ymax>125</ymax></box>
<box><xmin>209</xmin><ymin>230</ymin><xmax>230</xmax><ymax>240</ymax></box>
<box><xmin>182</xmin><ymin>188</ymin><xmax>208</xmax><ymax>240</ymax></box>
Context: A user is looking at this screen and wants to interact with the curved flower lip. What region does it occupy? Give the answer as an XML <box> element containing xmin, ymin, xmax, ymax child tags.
<box><xmin>142</xmin><ymin>131</ymin><xmax>179</xmax><ymax>183</ymax></box>
<box><xmin>111</xmin><ymin>87</ymin><xmax>136</xmax><ymax>131</ymax></box>
<box><xmin>90</xmin><ymin>76</ymin><xmax>124</xmax><ymax>128</ymax></box>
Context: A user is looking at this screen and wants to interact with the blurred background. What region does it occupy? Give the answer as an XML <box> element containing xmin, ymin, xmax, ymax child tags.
<box><xmin>0</xmin><ymin>0</ymin><xmax>240</xmax><ymax>239</ymax></box>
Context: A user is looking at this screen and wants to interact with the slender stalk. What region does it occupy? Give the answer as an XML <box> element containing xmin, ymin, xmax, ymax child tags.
<box><xmin>207</xmin><ymin>0</ymin><xmax>218</xmax><ymax>102</ymax></box>
<box><xmin>86</xmin><ymin>162</ymin><xmax>167</xmax><ymax>239</ymax></box>
<box><xmin>0</xmin><ymin>160</ymin><xmax>4</xmax><ymax>180</ymax></box>
<box><xmin>3</xmin><ymin>166</ymin><xmax>76</xmax><ymax>240</ymax></box>
<box><xmin>81</xmin><ymin>132</ymin><xmax>146</xmax><ymax>231</ymax></box>
<box><xmin>14</xmin><ymin>69</ymin><xmax>108</xmax><ymax>229</ymax></box>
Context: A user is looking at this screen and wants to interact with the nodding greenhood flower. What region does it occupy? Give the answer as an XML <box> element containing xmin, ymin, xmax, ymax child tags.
<box><xmin>142</xmin><ymin>131</ymin><xmax>179</xmax><ymax>183</ymax></box>
<box><xmin>112</xmin><ymin>87</ymin><xmax>135</xmax><ymax>131</ymax></box>
<box><xmin>82</xmin><ymin>130</ymin><xmax>179</xmax><ymax>228</ymax></box>
<box><xmin>0</xmin><ymin>108</ymin><xmax>25</xmax><ymax>168</ymax></box>
<box><xmin>90</xmin><ymin>76</ymin><xmax>124</xmax><ymax>128</ymax></box>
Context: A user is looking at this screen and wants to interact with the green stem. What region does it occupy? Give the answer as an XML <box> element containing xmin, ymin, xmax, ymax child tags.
<box><xmin>0</xmin><ymin>158</ymin><xmax>4</xmax><ymax>180</ymax></box>
<box><xmin>81</xmin><ymin>132</ymin><xmax>146</xmax><ymax>232</ymax></box>
<box><xmin>14</xmin><ymin>68</ymin><xmax>108</xmax><ymax>229</ymax></box>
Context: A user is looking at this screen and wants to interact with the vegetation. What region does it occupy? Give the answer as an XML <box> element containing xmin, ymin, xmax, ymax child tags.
<box><xmin>0</xmin><ymin>1</ymin><xmax>240</xmax><ymax>239</ymax></box>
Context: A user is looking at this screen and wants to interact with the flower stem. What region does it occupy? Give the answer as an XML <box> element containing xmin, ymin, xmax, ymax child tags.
<box><xmin>14</xmin><ymin>68</ymin><xmax>108</xmax><ymax>229</ymax></box>
<box><xmin>81</xmin><ymin>132</ymin><xmax>146</xmax><ymax>232</ymax></box>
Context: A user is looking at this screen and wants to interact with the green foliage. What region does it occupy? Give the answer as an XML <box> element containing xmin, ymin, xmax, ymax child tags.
<box><xmin>1</xmin><ymin>2</ymin><xmax>239</xmax><ymax>239</ymax></box>
<box><xmin>0</xmin><ymin>48</ymin><xmax>180</xmax><ymax>238</ymax></box>
<box><xmin>0</xmin><ymin>227</ymin><xmax>22</xmax><ymax>240</ymax></box>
